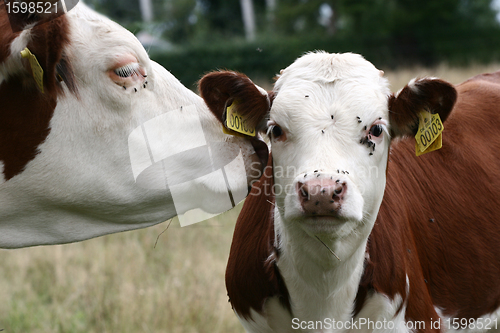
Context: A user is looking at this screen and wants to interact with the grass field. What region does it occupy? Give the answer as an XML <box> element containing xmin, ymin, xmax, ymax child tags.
<box><xmin>1</xmin><ymin>64</ymin><xmax>500</xmax><ymax>333</ymax></box>
<box><xmin>0</xmin><ymin>206</ymin><xmax>246</xmax><ymax>333</ymax></box>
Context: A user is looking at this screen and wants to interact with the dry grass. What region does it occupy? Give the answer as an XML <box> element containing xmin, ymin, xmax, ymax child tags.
<box><xmin>0</xmin><ymin>206</ymin><xmax>245</xmax><ymax>333</ymax></box>
<box><xmin>1</xmin><ymin>65</ymin><xmax>499</xmax><ymax>333</ymax></box>
<box><xmin>383</xmin><ymin>63</ymin><xmax>500</xmax><ymax>91</ymax></box>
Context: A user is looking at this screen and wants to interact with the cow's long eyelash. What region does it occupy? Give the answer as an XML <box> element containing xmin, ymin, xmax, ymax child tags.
<box><xmin>266</xmin><ymin>125</ymin><xmax>274</xmax><ymax>137</ymax></box>
<box><xmin>114</xmin><ymin>63</ymin><xmax>140</xmax><ymax>78</ymax></box>
<box><xmin>266</xmin><ymin>121</ymin><xmax>276</xmax><ymax>136</ymax></box>
<box><xmin>379</xmin><ymin>124</ymin><xmax>391</xmax><ymax>138</ymax></box>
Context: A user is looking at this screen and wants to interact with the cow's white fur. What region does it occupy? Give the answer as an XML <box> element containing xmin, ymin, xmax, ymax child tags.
<box><xmin>436</xmin><ymin>307</ymin><xmax>500</xmax><ymax>333</ymax></box>
<box><xmin>0</xmin><ymin>3</ymin><xmax>260</xmax><ymax>248</ymax></box>
<box><xmin>0</xmin><ymin>161</ymin><xmax>4</xmax><ymax>183</ymax></box>
<box><xmin>239</xmin><ymin>52</ymin><xmax>402</xmax><ymax>332</ymax></box>
<box><xmin>0</xmin><ymin>28</ymin><xmax>33</xmax><ymax>85</ymax></box>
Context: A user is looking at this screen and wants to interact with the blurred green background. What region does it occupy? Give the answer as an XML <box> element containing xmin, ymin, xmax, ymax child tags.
<box><xmin>85</xmin><ymin>0</ymin><xmax>500</xmax><ymax>89</ymax></box>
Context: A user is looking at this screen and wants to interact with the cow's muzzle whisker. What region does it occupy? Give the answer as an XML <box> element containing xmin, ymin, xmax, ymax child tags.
<box><xmin>315</xmin><ymin>235</ymin><xmax>341</xmax><ymax>261</ymax></box>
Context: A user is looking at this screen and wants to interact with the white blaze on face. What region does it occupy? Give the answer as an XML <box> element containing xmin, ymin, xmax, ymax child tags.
<box><xmin>269</xmin><ymin>52</ymin><xmax>391</xmax><ymax>236</ymax></box>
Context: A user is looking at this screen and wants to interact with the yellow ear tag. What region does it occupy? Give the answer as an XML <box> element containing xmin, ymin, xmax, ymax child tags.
<box><xmin>224</xmin><ymin>101</ymin><xmax>256</xmax><ymax>137</ymax></box>
<box><xmin>222</xmin><ymin>124</ymin><xmax>246</xmax><ymax>138</ymax></box>
<box><xmin>20</xmin><ymin>48</ymin><xmax>44</xmax><ymax>93</ymax></box>
<box><xmin>415</xmin><ymin>111</ymin><xmax>444</xmax><ymax>156</ymax></box>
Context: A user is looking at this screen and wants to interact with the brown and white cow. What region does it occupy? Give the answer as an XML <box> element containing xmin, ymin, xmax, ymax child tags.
<box><xmin>0</xmin><ymin>1</ymin><xmax>267</xmax><ymax>248</ymax></box>
<box><xmin>199</xmin><ymin>52</ymin><xmax>500</xmax><ymax>332</ymax></box>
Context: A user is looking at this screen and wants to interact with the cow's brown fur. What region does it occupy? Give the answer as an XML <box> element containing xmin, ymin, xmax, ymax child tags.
<box><xmin>198</xmin><ymin>71</ymin><xmax>271</xmax><ymax>130</ymax></box>
<box><xmin>223</xmin><ymin>72</ymin><xmax>500</xmax><ymax>331</ymax></box>
<box><xmin>225</xmin><ymin>155</ymin><xmax>292</xmax><ymax>319</ymax></box>
<box><xmin>388</xmin><ymin>79</ymin><xmax>457</xmax><ymax>137</ymax></box>
<box><xmin>355</xmin><ymin>75</ymin><xmax>500</xmax><ymax>321</ymax></box>
<box><xmin>0</xmin><ymin>2</ymin><xmax>75</xmax><ymax>180</ymax></box>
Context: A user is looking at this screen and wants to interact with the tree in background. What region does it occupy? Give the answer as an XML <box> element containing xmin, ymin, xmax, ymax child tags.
<box><xmin>85</xmin><ymin>0</ymin><xmax>500</xmax><ymax>86</ymax></box>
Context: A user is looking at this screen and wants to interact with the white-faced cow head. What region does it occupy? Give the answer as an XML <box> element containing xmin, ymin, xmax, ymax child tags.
<box><xmin>201</xmin><ymin>51</ymin><xmax>456</xmax><ymax>261</ymax></box>
<box><xmin>0</xmin><ymin>2</ymin><xmax>267</xmax><ymax>248</ymax></box>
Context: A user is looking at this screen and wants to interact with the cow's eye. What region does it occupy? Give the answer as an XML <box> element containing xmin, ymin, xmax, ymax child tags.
<box><xmin>272</xmin><ymin>125</ymin><xmax>283</xmax><ymax>138</ymax></box>
<box><xmin>114</xmin><ymin>63</ymin><xmax>140</xmax><ymax>78</ymax></box>
<box><xmin>370</xmin><ymin>124</ymin><xmax>383</xmax><ymax>137</ymax></box>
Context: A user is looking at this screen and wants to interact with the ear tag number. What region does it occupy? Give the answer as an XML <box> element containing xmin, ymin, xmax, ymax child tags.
<box><xmin>20</xmin><ymin>48</ymin><xmax>44</xmax><ymax>93</ymax></box>
<box><xmin>415</xmin><ymin>111</ymin><xmax>443</xmax><ymax>156</ymax></box>
<box><xmin>224</xmin><ymin>101</ymin><xmax>256</xmax><ymax>137</ymax></box>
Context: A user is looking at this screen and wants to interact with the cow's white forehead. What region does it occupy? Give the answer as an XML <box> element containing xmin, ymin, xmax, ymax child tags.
<box><xmin>65</xmin><ymin>3</ymin><xmax>151</xmax><ymax>76</ymax></box>
<box><xmin>271</xmin><ymin>52</ymin><xmax>390</xmax><ymax>134</ymax></box>
<box><xmin>275</xmin><ymin>52</ymin><xmax>388</xmax><ymax>90</ymax></box>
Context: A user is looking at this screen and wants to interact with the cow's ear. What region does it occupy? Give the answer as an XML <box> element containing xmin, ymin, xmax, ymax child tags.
<box><xmin>388</xmin><ymin>78</ymin><xmax>457</xmax><ymax>137</ymax></box>
<box><xmin>198</xmin><ymin>71</ymin><xmax>271</xmax><ymax>130</ymax></box>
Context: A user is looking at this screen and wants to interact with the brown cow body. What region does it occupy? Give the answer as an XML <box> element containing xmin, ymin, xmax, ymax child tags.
<box><xmin>200</xmin><ymin>53</ymin><xmax>500</xmax><ymax>332</ymax></box>
<box><xmin>356</xmin><ymin>74</ymin><xmax>500</xmax><ymax>320</ymax></box>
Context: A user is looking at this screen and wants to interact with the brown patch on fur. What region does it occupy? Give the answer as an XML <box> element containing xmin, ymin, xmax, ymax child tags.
<box><xmin>0</xmin><ymin>4</ymin><xmax>75</xmax><ymax>180</ymax></box>
<box><xmin>226</xmin><ymin>155</ymin><xmax>292</xmax><ymax>319</ymax></box>
<box><xmin>355</xmin><ymin>76</ymin><xmax>500</xmax><ymax>327</ymax></box>
<box><xmin>198</xmin><ymin>71</ymin><xmax>271</xmax><ymax>130</ymax></box>
<box><xmin>388</xmin><ymin>78</ymin><xmax>457</xmax><ymax>137</ymax></box>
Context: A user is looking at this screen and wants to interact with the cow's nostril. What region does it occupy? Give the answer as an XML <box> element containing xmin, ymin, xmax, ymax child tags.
<box><xmin>334</xmin><ymin>187</ymin><xmax>342</xmax><ymax>196</ymax></box>
<box><xmin>298</xmin><ymin>183</ymin><xmax>309</xmax><ymax>200</ymax></box>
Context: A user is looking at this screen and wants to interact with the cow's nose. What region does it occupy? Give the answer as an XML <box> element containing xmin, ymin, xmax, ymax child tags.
<box><xmin>297</xmin><ymin>178</ymin><xmax>346</xmax><ymax>216</ymax></box>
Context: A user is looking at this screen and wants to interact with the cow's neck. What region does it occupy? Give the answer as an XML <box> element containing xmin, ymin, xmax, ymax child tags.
<box><xmin>274</xmin><ymin>206</ymin><xmax>372</xmax><ymax>324</ymax></box>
